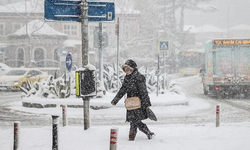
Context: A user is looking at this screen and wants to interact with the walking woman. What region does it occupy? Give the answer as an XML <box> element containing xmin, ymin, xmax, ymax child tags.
<box><xmin>111</xmin><ymin>59</ymin><xmax>155</xmax><ymax>141</ymax></box>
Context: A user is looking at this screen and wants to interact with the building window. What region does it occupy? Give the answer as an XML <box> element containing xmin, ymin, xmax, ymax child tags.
<box><xmin>54</xmin><ymin>48</ymin><xmax>61</xmax><ymax>62</ymax></box>
<box><xmin>0</xmin><ymin>23</ymin><xmax>5</xmax><ymax>35</ymax></box>
<box><xmin>34</xmin><ymin>48</ymin><xmax>45</xmax><ymax>67</ymax></box>
<box><xmin>12</xmin><ymin>23</ymin><xmax>22</xmax><ymax>32</ymax></box>
<box><xmin>63</xmin><ymin>24</ymin><xmax>77</xmax><ymax>36</ymax></box>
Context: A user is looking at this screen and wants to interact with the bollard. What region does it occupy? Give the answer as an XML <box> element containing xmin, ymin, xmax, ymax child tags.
<box><xmin>13</xmin><ymin>121</ymin><xmax>20</xmax><ymax>150</ymax></box>
<box><xmin>62</xmin><ymin>105</ymin><xmax>67</xmax><ymax>127</ymax></box>
<box><xmin>216</xmin><ymin>104</ymin><xmax>220</xmax><ymax>127</ymax></box>
<box><xmin>52</xmin><ymin>115</ymin><xmax>59</xmax><ymax>150</ymax></box>
<box><xmin>109</xmin><ymin>128</ymin><xmax>118</xmax><ymax>150</ymax></box>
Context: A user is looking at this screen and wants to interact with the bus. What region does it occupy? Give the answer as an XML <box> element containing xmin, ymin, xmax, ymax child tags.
<box><xmin>178</xmin><ymin>49</ymin><xmax>205</xmax><ymax>76</ymax></box>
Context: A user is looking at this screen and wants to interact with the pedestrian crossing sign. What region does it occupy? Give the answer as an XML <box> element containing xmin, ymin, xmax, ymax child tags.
<box><xmin>158</xmin><ymin>40</ymin><xmax>170</xmax><ymax>52</ymax></box>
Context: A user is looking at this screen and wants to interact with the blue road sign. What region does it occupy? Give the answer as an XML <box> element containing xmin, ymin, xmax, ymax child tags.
<box><xmin>44</xmin><ymin>0</ymin><xmax>115</xmax><ymax>22</ymax></box>
<box><xmin>66</xmin><ymin>53</ymin><xmax>72</xmax><ymax>71</ymax></box>
<box><xmin>158</xmin><ymin>40</ymin><xmax>170</xmax><ymax>52</ymax></box>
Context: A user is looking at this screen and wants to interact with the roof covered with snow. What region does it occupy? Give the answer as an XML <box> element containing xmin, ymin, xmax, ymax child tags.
<box><xmin>196</xmin><ymin>24</ymin><xmax>225</xmax><ymax>33</ymax></box>
<box><xmin>11</xmin><ymin>20</ymin><xmax>67</xmax><ymax>37</ymax></box>
<box><xmin>230</xmin><ymin>24</ymin><xmax>250</xmax><ymax>30</ymax></box>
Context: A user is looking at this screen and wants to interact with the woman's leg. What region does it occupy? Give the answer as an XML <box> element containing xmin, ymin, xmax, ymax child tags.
<box><xmin>129</xmin><ymin>121</ymin><xmax>138</xmax><ymax>141</ymax></box>
<box><xmin>137</xmin><ymin>121</ymin><xmax>155</xmax><ymax>140</ymax></box>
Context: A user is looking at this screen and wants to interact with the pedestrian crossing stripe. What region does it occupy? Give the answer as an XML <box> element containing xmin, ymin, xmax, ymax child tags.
<box><xmin>158</xmin><ymin>40</ymin><xmax>170</xmax><ymax>51</ymax></box>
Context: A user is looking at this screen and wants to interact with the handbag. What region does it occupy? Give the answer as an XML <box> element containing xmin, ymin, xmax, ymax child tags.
<box><xmin>125</xmin><ymin>97</ymin><xmax>141</xmax><ymax>110</ymax></box>
<box><xmin>146</xmin><ymin>108</ymin><xmax>157</xmax><ymax>121</ymax></box>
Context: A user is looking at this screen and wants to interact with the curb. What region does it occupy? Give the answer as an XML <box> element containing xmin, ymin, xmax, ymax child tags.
<box><xmin>22</xmin><ymin>101</ymin><xmax>188</xmax><ymax>109</ymax></box>
<box><xmin>22</xmin><ymin>101</ymin><xmax>110</xmax><ymax>109</ymax></box>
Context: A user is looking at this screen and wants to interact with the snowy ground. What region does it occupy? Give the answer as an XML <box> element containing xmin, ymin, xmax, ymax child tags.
<box><xmin>1</xmin><ymin>122</ymin><xmax>250</xmax><ymax>150</ymax></box>
<box><xmin>1</xmin><ymin>75</ymin><xmax>250</xmax><ymax>150</ymax></box>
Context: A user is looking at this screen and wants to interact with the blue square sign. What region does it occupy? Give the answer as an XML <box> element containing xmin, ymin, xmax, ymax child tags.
<box><xmin>44</xmin><ymin>0</ymin><xmax>115</xmax><ymax>22</ymax></box>
<box><xmin>158</xmin><ymin>40</ymin><xmax>170</xmax><ymax>52</ymax></box>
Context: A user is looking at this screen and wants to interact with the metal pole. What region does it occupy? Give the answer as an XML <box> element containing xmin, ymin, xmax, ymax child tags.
<box><xmin>83</xmin><ymin>97</ymin><xmax>90</xmax><ymax>130</ymax></box>
<box><xmin>116</xmin><ymin>17</ymin><xmax>120</xmax><ymax>90</ymax></box>
<box><xmin>98</xmin><ymin>22</ymin><xmax>103</xmax><ymax>84</ymax></box>
<box><xmin>13</xmin><ymin>121</ymin><xmax>20</xmax><ymax>150</ymax></box>
<box><xmin>157</xmin><ymin>54</ymin><xmax>160</xmax><ymax>97</ymax></box>
<box><xmin>80</xmin><ymin>0</ymin><xmax>90</xmax><ymax>130</ymax></box>
<box><xmin>109</xmin><ymin>128</ymin><xmax>118</xmax><ymax>150</ymax></box>
<box><xmin>216</xmin><ymin>104</ymin><xmax>221</xmax><ymax>127</ymax></box>
<box><xmin>227</xmin><ymin>6</ymin><xmax>230</xmax><ymax>38</ymax></box>
<box><xmin>81</xmin><ymin>0</ymin><xmax>89</xmax><ymax>67</ymax></box>
<box><xmin>62</xmin><ymin>105</ymin><xmax>67</xmax><ymax>127</ymax></box>
<box><xmin>163</xmin><ymin>52</ymin><xmax>165</xmax><ymax>90</ymax></box>
<box><xmin>52</xmin><ymin>115</ymin><xmax>59</xmax><ymax>150</ymax></box>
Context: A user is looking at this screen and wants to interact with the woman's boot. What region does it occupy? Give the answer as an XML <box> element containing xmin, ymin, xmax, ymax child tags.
<box><xmin>129</xmin><ymin>130</ymin><xmax>137</xmax><ymax>141</ymax></box>
<box><xmin>139</xmin><ymin>127</ymin><xmax>155</xmax><ymax>140</ymax></box>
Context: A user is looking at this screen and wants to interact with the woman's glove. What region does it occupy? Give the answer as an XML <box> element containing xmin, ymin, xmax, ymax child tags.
<box><xmin>111</xmin><ymin>101</ymin><xmax>116</xmax><ymax>106</ymax></box>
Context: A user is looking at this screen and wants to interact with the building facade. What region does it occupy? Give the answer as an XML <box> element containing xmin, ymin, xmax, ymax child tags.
<box><xmin>0</xmin><ymin>0</ymin><xmax>143</xmax><ymax>73</ymax></box>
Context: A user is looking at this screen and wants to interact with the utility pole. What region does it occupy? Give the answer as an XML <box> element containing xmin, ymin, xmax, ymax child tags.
<box><xmin>80</xmin><ymin>0</ymin><xmax>90</xmax><ymax>130</ymax></box>
<box><xmin>98</xmin><ymin>22</ymin><xmax>103</xmax><ymax>85</ymax></box>
<box><xmin>156</xmin><ymin>54</ymin><xmax>160</xmax><ymax>97</ymax></box>
<box><xmin>116</xmin><ymin>17</ymin><xmax>120</xmax><ymax>90</ymax></box>
<box><xmin>227</xmin><ymin>6</ymin><xmax>230</xmax><ymax>38</ymax></box>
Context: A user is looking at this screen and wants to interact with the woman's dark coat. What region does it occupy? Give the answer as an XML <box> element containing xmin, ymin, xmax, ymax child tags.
<box><xmin>111</xmin><ymin>68</ymin><xmax>151</xmax><ymax>122</ymax></box>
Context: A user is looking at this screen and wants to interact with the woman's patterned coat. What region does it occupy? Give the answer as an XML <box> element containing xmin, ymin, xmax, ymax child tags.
<box><xmin>111</xmin><ymin>68</ymin><xmax>152</xmax><ymax>122</ymax></box>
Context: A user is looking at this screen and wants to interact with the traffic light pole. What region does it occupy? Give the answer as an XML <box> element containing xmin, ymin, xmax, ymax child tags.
<box><xmin>80</xmin><ymin>0</ymin><xmax>90</xmax><ymax>130</ymax></box>
<box><xmin>116</xmin><ymin>17</ymin><xmax>120</xmax><ymax>90</ymax></box>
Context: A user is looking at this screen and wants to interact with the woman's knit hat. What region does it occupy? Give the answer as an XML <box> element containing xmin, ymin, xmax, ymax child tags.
<box><xmin>122</xmin><ymin>59</ymin><xmax>137</xmax><ymax>71</ymax></box>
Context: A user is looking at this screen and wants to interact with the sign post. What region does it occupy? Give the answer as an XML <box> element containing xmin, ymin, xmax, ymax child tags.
<box><xmin>158</xmin><ymin>40</ymin><xmax>170</xmax><ymax>91</ymax></box>
<box><xmin>216</xmin><ymin>104</ymin><xmax>221</xmax><ymax>127</ymax></box>
<box><xmin>44</xmin><ymin>0</ymin><xmax>115</xmax><ymax>130</ymax></box>
<box><xmin>79</xmin><ymin>0</ymin><xmax>91</xmax><ymax>130</ymax></box>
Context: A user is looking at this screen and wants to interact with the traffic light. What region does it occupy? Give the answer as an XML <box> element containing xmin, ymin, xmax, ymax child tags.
<box><xmin>75</xmin><ymin>69</ymin><xmax>96</xmax><ymax>97</ymax></box>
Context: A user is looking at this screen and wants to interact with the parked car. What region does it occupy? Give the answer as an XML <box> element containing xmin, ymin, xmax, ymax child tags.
<box><xmin>0</xmin><ymin>63</ymin><xmax>12</xmax><ymax>76</ymax></box>
<box><xmin>0</xmin><ymin>68</ymin><xmax>49</xmax><ymax>90</ymax></box>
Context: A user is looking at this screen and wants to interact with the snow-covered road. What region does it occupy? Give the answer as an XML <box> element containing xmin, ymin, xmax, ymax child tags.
<box><xmin>1</xmin><ymin>75</ymin><xmax>250</xmax><ymax>150</ymax></box>
<box><xmin>0</xmin><ymin>91</ymin><xmax>51</xmax><ymax>128</ymax></box>
<box><xmin>1</xmin><ymin>75</ymin><xmax>250</xmax><ymax>129</ymax></box>
<box><xmin>177</xmin><ymin>75</ymin><xmax>250</xmax><ymax>124</ymax></box>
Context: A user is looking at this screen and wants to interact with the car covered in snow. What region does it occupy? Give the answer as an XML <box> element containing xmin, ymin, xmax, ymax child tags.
<box><xmin>0</xmin><ymin>63</ymin><xmax>12</xmax><ymax>76</ymax></box>
<box><xmin>0</xmin><ymin>68</ymin><xmax>49</xmax><ymax>90</ymax></box>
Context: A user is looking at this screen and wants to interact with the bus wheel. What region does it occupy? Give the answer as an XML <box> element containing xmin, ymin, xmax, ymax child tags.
<box><xmin>210</xmin><ymin>88</ymin><xmax>218</xmax><ymax>99</ymax></box>
<box><xmin>203</xmin><ymin>83</ymin><xmax>208</xmax><ymax>95</ymax></box>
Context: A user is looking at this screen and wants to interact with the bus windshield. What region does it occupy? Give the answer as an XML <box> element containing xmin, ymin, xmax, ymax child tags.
<box><xmin>179</xmin><ymin>52</ymin><xmax>203</xmax><ymax>68</ymax></box>
<box><xmin>178</xmin><ymin>50</ymin><xmax>205</xmax><ymax>76</ymax></box>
